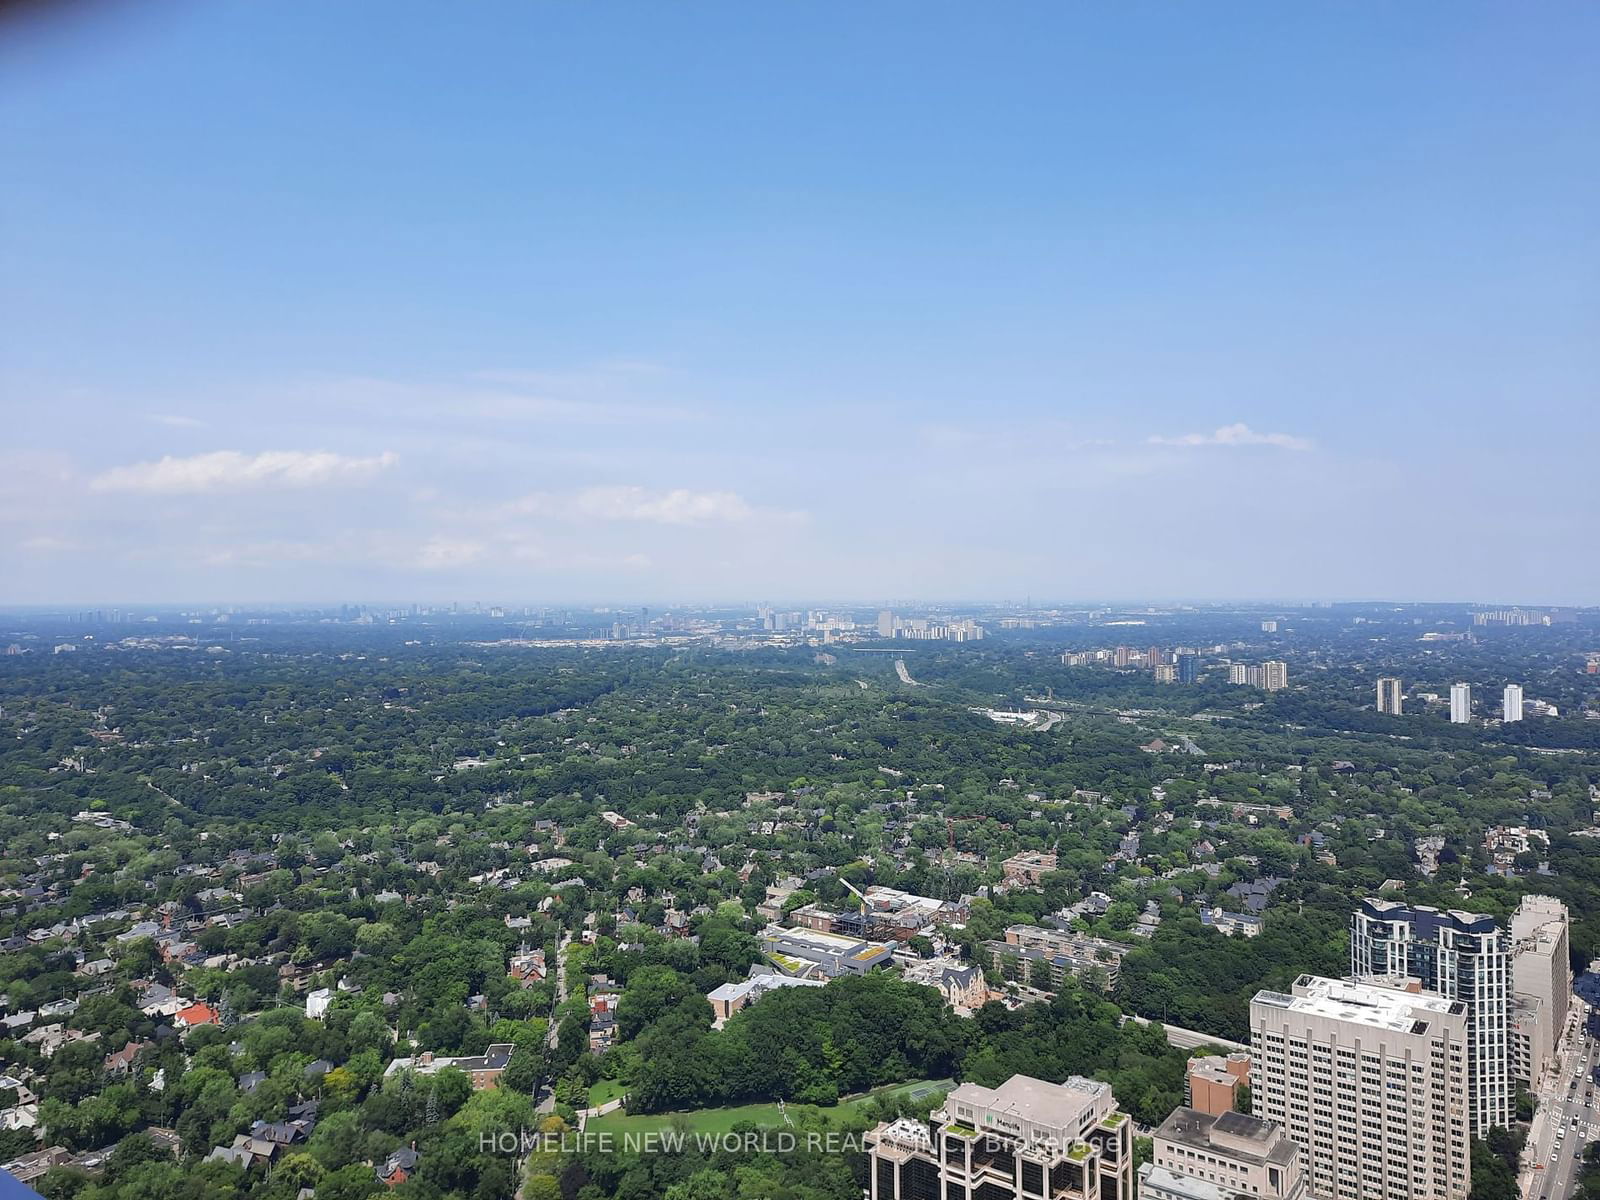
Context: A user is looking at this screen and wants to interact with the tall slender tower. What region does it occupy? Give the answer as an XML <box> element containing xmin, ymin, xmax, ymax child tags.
<box><xmin>1350</xmin><ymin>899</ymin><xmax>1511</xmax><ymax>1135</ymax></box>
<box><xmin>1377</xmin><ymin>677</ymin><xmax>1404</xmax><ymax>715</ymax></box>
<box><xmin>1502</xmin><ymin>684</ymin><xmax>1524</xmax><ymax>723</ymax></box>
<box><xmin>1449</xmin><ymin>683</ymin><xmax>1472</xmax><ymax>724</ymax></box>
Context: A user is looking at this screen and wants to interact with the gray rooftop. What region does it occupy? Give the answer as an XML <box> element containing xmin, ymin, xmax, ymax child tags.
<box><xmin>1156</xmin><ymin>1106</ymin><xmax>1298</xmax><ymax>1167</ymax></box>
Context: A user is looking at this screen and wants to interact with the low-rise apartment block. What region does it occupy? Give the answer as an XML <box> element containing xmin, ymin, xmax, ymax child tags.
<box><xmin>987</xmin><ymin>924</ymin><xmax>1127</xmax><ymax>990</ymax></box>
<box><xmin>383</xmin><ymin>1043</ymin><xmax>514</xmax><ymax>1091</ymax></box>
<box><xmin>1142</xmin><ymin>1106</ymin><xmax>1306</xmax><ymax>1200</ymax></box>
<box><xmin>1001</xmin><ymin>851</ymin><xmax>1058</xmax><ymax>888</ymax></box>
<box><xmin>1184</xmin><ymin>1053</ymin><xmax>1250</xmax><ymax>1117</ymax></box>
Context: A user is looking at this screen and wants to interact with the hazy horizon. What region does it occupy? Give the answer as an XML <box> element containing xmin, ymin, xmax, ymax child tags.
<box><xmin>5</xmin><ymin>3</ymin><xmax>1598</xmax><ymax>605</ymax></box>
<box><xmin>0</xmin><ymin>595</ymin><xmax>1585</xmax><ymax>614</ymax></box>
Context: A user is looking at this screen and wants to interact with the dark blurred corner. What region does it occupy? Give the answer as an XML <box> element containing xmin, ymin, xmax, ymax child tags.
<box><xmin>0</xmin><ymin>0</ymin><xmax>142</xmax><ymax>38</ymax></box>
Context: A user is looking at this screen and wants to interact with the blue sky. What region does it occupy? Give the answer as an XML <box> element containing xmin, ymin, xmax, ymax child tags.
<box><xmin>2</xmin><ymin>2</ymin><xmax>1597</xmax><ymax>604</ymax></box>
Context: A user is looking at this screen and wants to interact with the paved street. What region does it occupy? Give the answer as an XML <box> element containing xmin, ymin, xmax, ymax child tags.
<box><xmin>1522</xmin><ymin>995</ymin><xmax>1597</xmax><ymax>1200</ymax></box>
<box><xmin>535</xmin><ymin>934</ymin><xmax>572</xmax><ymax>1116</ymax></box>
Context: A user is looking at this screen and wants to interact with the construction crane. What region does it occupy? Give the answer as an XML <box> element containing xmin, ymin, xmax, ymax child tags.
<box><xmin>834</xmin><ymin>875</ymin><xmax>875</xmax><ymax>938</ymax></box>
<box><xmin>945</xmin><ymin>814</ymin><xmax>991</xmax><ymax>854</ymax></box>
<box><xmin>940</xmin><ymin>815</ymin><xmax>989</xmax><ymax>901</ymax></box>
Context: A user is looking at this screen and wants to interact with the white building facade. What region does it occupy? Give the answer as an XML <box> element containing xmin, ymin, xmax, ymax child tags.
<box><xmin>1502</xmin><ymin>684</ymin><xmax>1524</xmax><ymax>723</ymax></box>
<box><xmin>1250</xmin><ymin>975</ymin><xmax>1470</xmax><ymax>1200</ymax></box>
<box><xmin>1350</xmin><ymin>899</ymin><xmax>1511</xmax><ymax>1136</ymax></box>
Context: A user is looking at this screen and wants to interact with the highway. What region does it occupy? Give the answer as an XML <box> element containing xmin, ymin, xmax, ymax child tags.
<box><xmin>1522</xmin><ymin>994</ymin><xmax>1597</xmax><ymax>1200</ymax></box>
<box><xmin>1120</xmin><ymin>1012</ymin><xmax>1250</xmax><ymax>1054</ymax></box>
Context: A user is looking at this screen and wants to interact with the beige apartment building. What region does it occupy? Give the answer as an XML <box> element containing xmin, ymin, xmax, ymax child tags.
<box><xmin>1000</xmin><ymin>850</ymin><xmax>1059</xmax><ymax>888</ymax></box>
<box><xmin>1250</xmin><ymin>975</ymin><xmax>1470</xmax><ymax>1200</ymax></box>
<box><xmin>865</xmin><ymin>1074</ymin><xmax>1133</xmax><ymax>1200</ymax></box>
<box><xmin>1142</xmin><ymin>1106</ymin><xmax>1307</xmax><ymax>1200</ymax></box>
<box><xmin>1510</xmin><ymin>894</ymin><xmax>1570</xmax><ymax>1084</ymax></box>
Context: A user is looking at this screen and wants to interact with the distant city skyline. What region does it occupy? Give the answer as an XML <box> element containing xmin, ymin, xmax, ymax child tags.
<box><xmin>0</xmin><ymin>597</ymin><xmax>1590</xmax><ymax>614</ymax></box>
<box><xmin>4</xmin><ymin>3</ymin><xmax>1598</xmax><ymax>604</ymax></box>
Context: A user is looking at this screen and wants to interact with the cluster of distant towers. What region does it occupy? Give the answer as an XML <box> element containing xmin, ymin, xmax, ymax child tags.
<box><xmin>1376</xmin><ymin>677</ymin><xmax>1526</xmax><ymax>723</ymax></box>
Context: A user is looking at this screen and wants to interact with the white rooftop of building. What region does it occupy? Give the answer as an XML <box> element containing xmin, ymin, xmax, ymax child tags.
<box><xmin>765</xmin><ymin>924</ymin><xmax>876</xmax><ymax>952</ymax></box>
<box><xmin>706</xmin><ymin>972</ymin><xmax>826</xmax><ymax>1004</ymax></box>
<box><xmin>864</xmin><ymin>886</ymin><xmax>948</xmax><ymax>914</ymax></box>
<box><xmin>1512</xmin><ymin>895</ymin><xmax>1568</xmax><ymax>942</ymax></box>
<box><xmin>875</xmin><ymin>1117</ymin><xmax>933</xmax><ymax>1152</ymax></box>
<box><xmin>1138</xmin><ymin>1163</ymin><xmax>1232</xmax><ymax>1200</ymax></box>
<box><xmin>1256</xmin><ymin>974</ymin><xmax>1459</xmax><ymax>1033</ymax></box>
<box><xmin>945</xmin><ymin>1073</ymin><xmax>1113</xmax><ymax>1132</ymax></box>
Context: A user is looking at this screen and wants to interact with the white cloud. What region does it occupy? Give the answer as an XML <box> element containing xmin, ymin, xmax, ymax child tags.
<box><xmin>90</xmin><ymin>449</ymin><xmax>398</xmax><ymax>494</ymax></box>
<box><xmin>508</xmin><ymin>485</ymin><xmax>757</xmax><ymax>525</ymax></box>
<box><xmin>1149</xmin><ymin>423</ymin><xmax>1313</xmax><ymax>451</ymax></box>
<box><xmin>404</xmin><ymin>535</ymin><xmax>653</xmax><ymax>573</ymax></box>
<box><xmin>18</xmin><ymin>535</ymin><xmax>78</xmax><ymax>553</ymax></box>
<box><xmin>292</xmin><ymin>370</ymin><xmax>699</xmax><ymax>427</ymax></box>
<box><xmin>199</xmin><ymin>540</ymin><xmax>342</xmax><ymax>568</ymax></box>
<box><xmin>470</xmin><ymin>361</ymin><xmax>672</xmax><ymax>389</ymax></box>
<box><xmin>502</xmin><ymin>541</ymin><xmax>653</xmax><ymax>571</ymax></box>
<box><xmin>146</xmin><ymin>413</ymin><xmax>207</xmax><ymax>429</ymax></box>
<box><xmin>415</xmin><ymin>538</ymin><xmax>487</xmax><ymax>569</ymax></box>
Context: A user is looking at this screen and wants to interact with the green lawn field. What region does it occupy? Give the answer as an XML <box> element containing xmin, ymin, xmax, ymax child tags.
<box><xmin>583</xmin><ymin>1077</ymin><xmax>952</xmax><ymax>1137</ymax></box>
<box><xmin>585</xmin><ymin>1077</ymin><xmax>628</xmax><ymax>1109</ymax></box>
